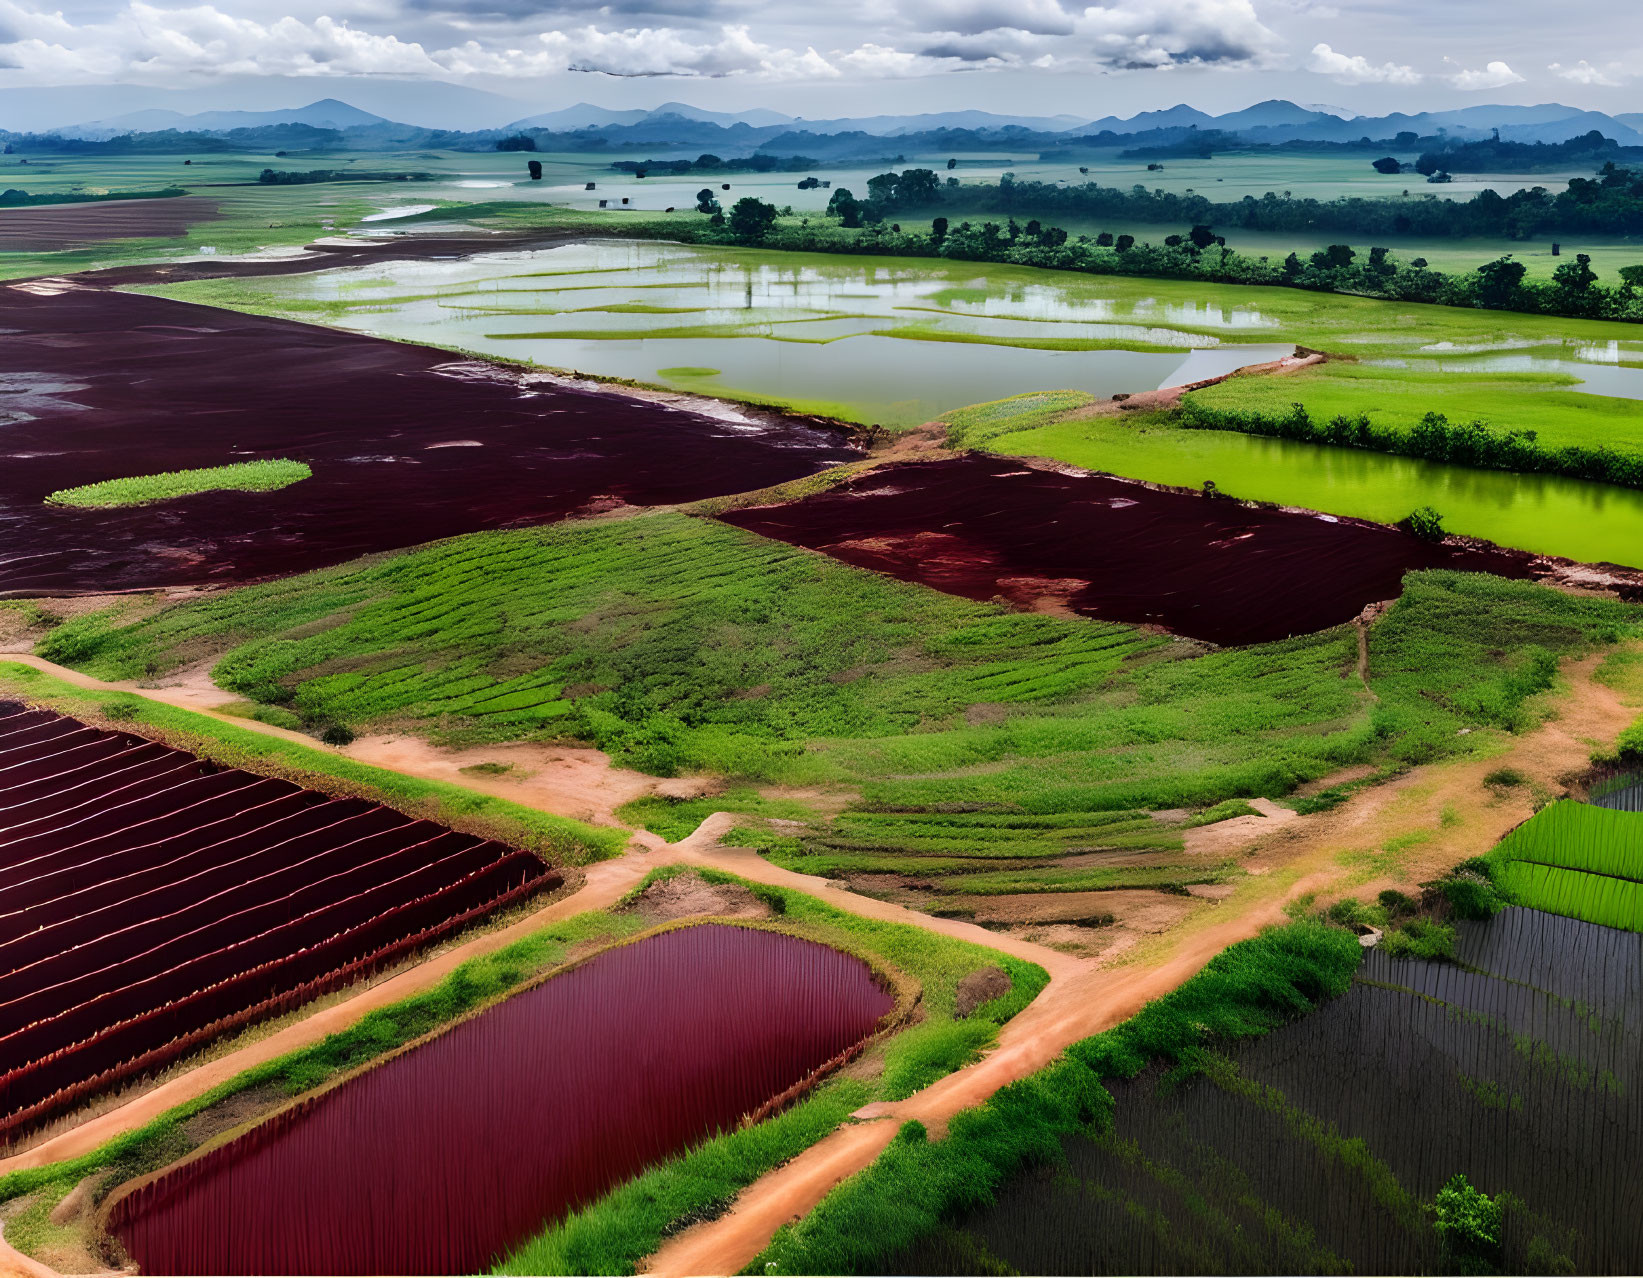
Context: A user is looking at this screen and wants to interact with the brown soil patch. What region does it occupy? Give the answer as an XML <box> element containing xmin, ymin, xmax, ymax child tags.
<box><xmin>0</xmin><ymin>197</ymin><xmax>220</xmax><ymax>251</ymax></box>
<box><xmin>953</xmin><ymin>966</ymin><xmax>1012</xmax><ymax>1018</ymax></box>
<box><xmin>624</xmin><ymin>872</ymin><xmax>772</xmax><ymax>925</ymax></box>
<box><xmin>970</xmin><ymin>889</ymin><xmax>1191</xmax><ymax>930</ymax></box>
<box><xmin>1183</xmin><ymin>797</ymin><xmax>1301</xmax><ymax>856</ymax></box>
<box><xmin>178</xmin><ymin>1085</ymin><xmax>287</xmax><ymax>1147</ymax></box>
<box><xmin>1052</xmin><ymin>850</ymin><xmax>1185</xmax><ymax>870</ymax></box>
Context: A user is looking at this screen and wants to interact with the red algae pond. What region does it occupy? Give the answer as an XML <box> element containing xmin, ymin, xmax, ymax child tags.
<box><xmin>105</xmin><ymin>923</ymin><xmax>895</xmax><ymax>1275</ymax></box>
<box><xmin>720</xmin><ymin>455</ymin><xmax>1535</xmax><ymax>646</ymax></box>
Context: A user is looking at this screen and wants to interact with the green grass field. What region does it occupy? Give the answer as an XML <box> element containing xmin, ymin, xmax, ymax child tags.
<box><xmin>1488</xmin><ymin>800</ymin><xmax>1643</xmax><ymax>931</ymax></box>
<box><xmin>32</xmin><ymin>515</ymin><xmax>1638</xmax><ymax>900</ymax></box>
<box><xmin>46</xmin><ymin>459</ymin><xmax>312</xmax><ymax>507</ymax></box>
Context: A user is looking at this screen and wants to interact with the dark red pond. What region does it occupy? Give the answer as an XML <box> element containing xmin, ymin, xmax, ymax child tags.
<box><xmin>0</xmin><ymin>287</ymin><xmax>858</xmax><ymax>595</ymax></box>
<box><xmin>719</xmin><ymin>455</ymin><xmax>1536</xmax><ymax>646</ymax></box>
<box><xmin>0</xmin><ymin>700</ymin><xmax>557</xmax><ymax>1141</ymax></box>
<box><xmin>108</xmin><ymin>923</ymin><xmax>891</xmax><ymax>1275</ymax></box>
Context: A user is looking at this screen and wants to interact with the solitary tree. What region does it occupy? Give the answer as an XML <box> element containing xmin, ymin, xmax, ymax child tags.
<box><xmin>1474</xmin><ymin>255</ymin><xmax>1528</xmax><ymax>304</ymax></box>
<box><xmin>527</xmin><ymin>160</ymin><xmax>543</xmax><ymax>180</ymax></box>
<box><xmin>946</xmin><ymin>157</ymin><xmax>957</xmax><ymax>170</ymax></box>
<box><xmin>1371</xmin><ymin>156</ymin><xmax>1402</xmax><ymax>174</ymax></box>
<box><xmin>1188</xmin><ymin>224</ymin><xmax>1217</xmax><ymax>251</ymax></box>
<box><xmin>1553</xmin><ymin>252</ymin><xmax>1598</xmax><ymax>293</ymax></box>
<box><xmin>1095</xmin><ymin>231</ymin><xmax>1114</xmax><ymax>247</ymax></box>
<box><xmin>727</xmin><ymin>196</ymin><xmax>779</xmax><ymax>242</ymax></box>
<box><xmin>930</xmin><ymin>216</ymin><xmax>949</xmax><ymax>246</ymax></box>
<box><xmin>694</xmin><ymin>188</ymin><xmax>720</xmax><ymax>215</ymax></box>
<box><xmin>1620</xmin><ymin>264</ymin><xmax>1643</xmax><ymax>289</ymax></box>
<box><xmin>1114</xmin><ymin>234</ymin><xmax>1135</xmax><ymax>252</ymax></box>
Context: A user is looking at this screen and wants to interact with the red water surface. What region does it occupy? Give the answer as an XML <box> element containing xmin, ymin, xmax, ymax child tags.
<box><xmin>0</xmin><ymin>701</ymin><xmax>558</xmax><ymax>1140</ymax></box>
<box><xmin>0</xmin><ymin>287</ymin><xmax>859</xmax><ymax>594</ymax></box>
<box><xmin>108</xmin><ymin>924</ymin><xmax>892</xmax><ymax>1275</ymax></box>
<box><xmin>720</xmin><ymin>455</ymin><xmax>1536</xmax><ymax>646</ymax></box>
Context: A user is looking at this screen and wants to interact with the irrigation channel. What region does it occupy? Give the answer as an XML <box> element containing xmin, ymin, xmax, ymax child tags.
<box><xmin>105</xmin><ymin>924</ymin><xmax>894</xmax><ymax>1275</ymax></box>
<box><xmin>0</xmin><ymin>700</ymin><xmax>559</xmax><ymax>1144</ymax></box>
<box><xmin>1</xmin><ymin>640</ymin><xmax>1638</xmax><ymax>1276</ymax></box>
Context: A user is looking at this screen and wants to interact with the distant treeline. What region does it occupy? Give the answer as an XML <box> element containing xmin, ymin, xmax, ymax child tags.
<box><xmin>647</xmin><ymin>182</ymin><xmax>1643</xmax><ymax>325</ymax></box>
<box><xmin>1179</xmin><ymin>401</ymin><xmax>1643</xmax><ymax>490</ymax></box>
<box><xmin>1</xmin><ymin>124</ymin><xmax>347</xmax><ymax>154</ymax></box>
<box><xmin>903</xmin><ymin>163</ymin><xmax>1643</xmax><ymax>238</ymax></box>
<box><xmin>610</xmin><ymin>153</ymin><xmax>822</xmax><ymax>176</ymax></box>
<box><xmin>256</xmin><ymin>169</ymin><xmax>433</xmax><ymax>185</ymax></box>
<box><xmin>0</xmin><ymin>187</ymin><xmax>186</xmax><ymax>206</ymax></box>
<box><xmin>1413</xmin><ymin>130</ymin><xmax>1643</xmax><ymax>174</ymax></box>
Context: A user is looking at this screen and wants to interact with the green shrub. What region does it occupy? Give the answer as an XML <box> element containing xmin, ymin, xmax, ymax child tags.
<box><xmin>1381</xmin><ymin>917</ymin><xmax>1456</xmax><ymax>961</ymax></box>
<box><xmin>1404</xmin><ymin>506</ymin><xmax>1446</xmax><ymax>542</ymax></box>
<box><xmin>1433</xmin><ymin>1172</ymin><xmax>1504</xmax><ymax>1274</ymax></box>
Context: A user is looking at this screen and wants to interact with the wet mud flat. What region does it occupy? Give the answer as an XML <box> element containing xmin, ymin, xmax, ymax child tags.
<box><xmin>106</xmin><ymin>923</ymin><xmax>893</xmax><ymax>1275</ymax></box>
<box><xmin>0</xmin><ymin>197</ymin><xmax>222</xmax><ymax>252</ymax></box>
<box><xmin>720</xmin><ymin>455</ymin><xmax>1535</xmax><ymax>646</ymax></box>
<box><xmin>0</xmin><ymin>699</ymin><xmax>560</xmax><ymax>1142</ymax></box>
<box><xmin>0</xmin><ymin>286</ymin><xmax>859</xmax><ymax>593</ymax></box>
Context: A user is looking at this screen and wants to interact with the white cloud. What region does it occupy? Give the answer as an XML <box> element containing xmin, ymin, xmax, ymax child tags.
<box><xmin>1071</xmin><ymin>0</ymin><xmax>1281</xmax><ymax>68</ymax></box>
<box><xmin>1548</xmin><ymin>59</ymin><xmax>1619</xmax><ymax>87</ymax></box>
<box><xmin>1445</xmin><ymin>58</ymin><xmax>1524</xmax><ymax>90</ymax></box>
<box><xmin>1307</xmin><ymin>42</ymin><xmax>1420</xmax><ymax>85</ymax></box>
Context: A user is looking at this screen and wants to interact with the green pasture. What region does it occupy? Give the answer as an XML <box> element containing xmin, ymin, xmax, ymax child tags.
<box><xmin>47</xmin><ymin>459</ymin><xmax>312</xmax><ymax>508</ymax></box>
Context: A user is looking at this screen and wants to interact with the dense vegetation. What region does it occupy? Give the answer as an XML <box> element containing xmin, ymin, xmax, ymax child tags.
<box><xmin>659</xmin><ymin>166</ymin><xmax>1643</xmax><ymax>323</ymax></box>
<box><xmin>45</xmin><ymin>459</ymin><xmax>312</xmax><ymax>508</ymax></box>
<box><xmin>255</xmin><ymin>169</ymin><xmax>433</xmax><ymax>185</ymax></box>
<box><xmin>0</xmin><ymin>186</ymin><xmax>186</xmax><ymax>206</ymax></box>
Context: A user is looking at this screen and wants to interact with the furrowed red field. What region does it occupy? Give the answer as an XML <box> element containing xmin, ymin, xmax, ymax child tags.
<box><xmin>105</xmin><ymin>923</ymin><xmax>893</xmax><ymax>1275</ymax></box>
<box><xmin>0</xmin><ymin>700</ymin><xmax>560</xmax><ymax>1142</ymax></box>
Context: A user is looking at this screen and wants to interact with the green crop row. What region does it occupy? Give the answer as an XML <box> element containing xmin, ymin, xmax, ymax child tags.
<box><xmin>36</xmin><ymin>522</ymin><xmax>1638</xmax><ymax>833</ymax></box>
<box><xmin>1495</xmin><ymin>862</ymin><xmax>1643</xmax><ymax>932</ymax></box>
<box><xmin>1490</xmin><ymin>800</ymin><xmax>1643</xmax><ymax>883</ymax></box>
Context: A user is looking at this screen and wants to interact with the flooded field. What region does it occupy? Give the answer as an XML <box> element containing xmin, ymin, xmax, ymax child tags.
<box><xmin>190</xmin><ymin>240</ymin><xmax>1302</xmax><ymax>427</ymax></box>
<box><xmin>0</xmin><ymin>286</ymin><xmax>858</xmax><ymax>593</ymax></box>
<box><xmin>107</xmin><ymin>923</ymin><xmax>893</xmax><ymax>1275</ymax></box>
<box><xmin>719</xmin><ymin>455</ymin><xmax>1533</xmax><ymax>645</ymax></box>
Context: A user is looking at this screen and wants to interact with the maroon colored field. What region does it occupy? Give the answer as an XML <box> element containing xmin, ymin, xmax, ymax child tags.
<box><xmin>719</xmin><ymin>455</ymin><xmax>1536</xmax><ymax>646</ymax></box>
<box><xmin>107</xmin><ymin>923</ymin><xmax>892</xmax><ymax>1275</ymax></box>
<box><xmin>0</xmin><ymin>197</ymin><xmax>221</xmax><ymax>251</ymax></box>
<box><xmin>0</xmin><ymin>700</ymin><xmax>559</xmax><ymax>1141</ymax></box>
<box><xmin>0</xmin><ymin>286</ymin><xmax>859</xmax><ymax>594</ymax></box>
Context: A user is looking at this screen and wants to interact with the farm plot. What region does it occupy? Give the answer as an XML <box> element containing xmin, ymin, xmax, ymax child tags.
<box><xmin>0</xmin><ymin>700</ymin><xmax>560</xmax><ymax>1143</ymax></box>
<box><xmin>106</xmin><ymin>922</ymin><xmax>894</xmax><ymax>1276</ymax></box>
<box><xmin>880</xmin><ymin>908</ymin><xmax>1643</xmax><ymax>1275</ymax></box>
<box><xmin>1489</xmin><ymin>800</ymin><xmax>1643</xmax><ymax>931</ymax></box>
<box><xmin>0</xmin><ymin>286</ymin><xmax>858</xmax><ymax>594</ymax></box>
<box><xmin>718</xmin><ymin>455</ymin><xmax>1535</xmax><ymax>646</ymax></box>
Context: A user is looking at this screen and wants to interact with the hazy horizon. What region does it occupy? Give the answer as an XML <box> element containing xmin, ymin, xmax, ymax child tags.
<box><xmin>0</xmin><ymin>1</ymin><xmax>1637</xmax><ymax>133</ymax></box>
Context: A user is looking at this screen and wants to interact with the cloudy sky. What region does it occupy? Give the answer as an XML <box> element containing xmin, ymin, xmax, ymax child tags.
<box><xmin>0</xmin><ymin>0</ymin><xmax>1635</xmax><ymax>128</ymax></box>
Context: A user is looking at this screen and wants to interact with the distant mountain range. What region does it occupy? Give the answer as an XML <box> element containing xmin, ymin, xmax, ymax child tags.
<box><xmin>53</xmin><ymin>99</ymin><xmax>391</xmax><ymax>140</ymax></box>
<box><xmin>26</xmin><ymin>95</ymin><xmax>1643</xmax><ymax>155</ymax></box>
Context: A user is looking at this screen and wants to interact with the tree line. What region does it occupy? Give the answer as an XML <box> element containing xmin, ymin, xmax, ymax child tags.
<box><xmin>653</xmin><ymin>185</ymin><xmax>1643</xmax><ymax>326</ymax></box>
<box><xmin>1179</xmin><ymin>400</ymin><xmax>1643</xmax><ymax>490</ymax></box>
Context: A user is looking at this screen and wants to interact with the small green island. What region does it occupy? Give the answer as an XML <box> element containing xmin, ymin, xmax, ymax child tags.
<box><xmin>46</xmin><ymin>459</ymin><xmax>313</xmax><ymax>508</ymax></box>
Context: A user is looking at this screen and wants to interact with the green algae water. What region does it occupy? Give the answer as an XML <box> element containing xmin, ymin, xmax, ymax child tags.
<box><xmin>1001</xmin><ymin>417</ymin><xmax>1643</xmax><ymax>568</ymax></box>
